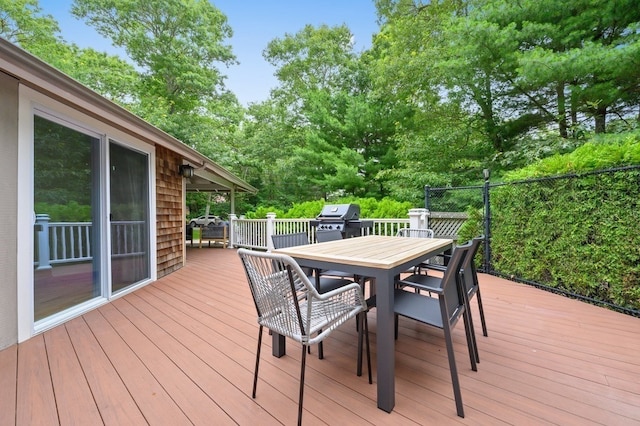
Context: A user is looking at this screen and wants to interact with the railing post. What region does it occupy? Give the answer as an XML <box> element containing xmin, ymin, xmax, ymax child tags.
<box><xmin>483</xmin><ymin>169</ymin><xmax>491</xmax><ymax>272</ymax></box>
<box><xmin>35</xmin><ymin>213</ymin><xmax>52</xmax><ymax>270</ymax></box>
<box><xmin>266</xmin><ymin>212</ymin><xmax>276</xmax><ymax>251</ymax></box>
<box><xmin>228</xmin><ymin>214</ymin><xmax>237</xmax><ymax>248</ymax></box>
<box><xmin>408</xmin><ymin>208</ymin><xmax>428</xmax><ymax>230</ymax></box>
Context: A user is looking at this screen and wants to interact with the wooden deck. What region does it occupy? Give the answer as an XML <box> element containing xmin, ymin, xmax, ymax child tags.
<box><xmin>1</xmin><ymin>247</ymin><xmax>639</xmax><ymax>425</ymax></box>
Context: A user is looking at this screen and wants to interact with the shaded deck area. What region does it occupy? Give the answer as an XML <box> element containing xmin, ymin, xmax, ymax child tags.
<box><xmin>1</xmin><ymin>247</ymin><xmax>639</xmax><ymax>425</ymax></box>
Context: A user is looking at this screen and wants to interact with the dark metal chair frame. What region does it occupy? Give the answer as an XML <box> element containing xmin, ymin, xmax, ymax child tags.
<box><xmin>422</xmin><ymin>235</ymin><xmax>488</xmax><ymax>337</ymax></box>
<box><xmin>394</xmin><ymin>241</ymin><xmax>477</xmax><ymax>418</ymax></box>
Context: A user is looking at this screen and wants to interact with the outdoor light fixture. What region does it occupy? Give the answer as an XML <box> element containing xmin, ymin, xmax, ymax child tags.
<box><xmin>179</xmin><ymin>164</ymin><xmax>195</xmax><ymax>178</ymax></box>
<box><xmin>483</xmin><ymin>168</ymin><xmax>490</xmax><ymax>181</ymax></box>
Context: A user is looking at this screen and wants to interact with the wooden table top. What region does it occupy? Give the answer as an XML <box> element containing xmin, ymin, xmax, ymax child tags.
<box><xmin>273</xmin><ymin>235</ymin><xmax>453</xmax><ymax>270</ymax></box>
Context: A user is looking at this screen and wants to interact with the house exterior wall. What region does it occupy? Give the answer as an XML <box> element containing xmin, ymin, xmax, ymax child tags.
<box><xmin>0</xmin><ymin>71</ymin><xmax>19</xmax><ymax>348</ymax></box>
<box><xmin>0</xmin><ymin>39</ymin><xmax>252</xmax><ymax>349</ymax></box>
<box><xmin>156</xmin><ymin>146</ymin><xmax>185</xmax><ymax>277</ymax></box>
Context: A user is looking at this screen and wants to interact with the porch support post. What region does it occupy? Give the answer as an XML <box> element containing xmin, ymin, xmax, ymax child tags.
<box><xmin>228</xmin><ymin>213</ymin><xmax>237</xmax><ymax>248</ymax></box>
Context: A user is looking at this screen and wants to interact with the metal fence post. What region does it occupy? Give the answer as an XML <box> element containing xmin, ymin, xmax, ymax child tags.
<box><xmin>482</xmin><ymin>169</ymin><xmax>491</xmax><ymax>272</ymax></box>
<box><xmin>424</xmin><ymin>185</ymin><xmax>431</xmax><ymax>211</ymax></box>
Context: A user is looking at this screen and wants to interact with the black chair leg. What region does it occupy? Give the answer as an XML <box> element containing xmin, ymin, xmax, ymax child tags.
<box><xmin>357</xmin><ymin>313</ymin><xmax>363</xmax><ymax>377</ymax></box>
<box><xmin>364</xmin><ymin>313</ymin><xmax>372</xmax><ymax>384</ymax></box>
<box><xmin>462</xmin><ymin>297</ymin><xmax>480</xmax><ymax>364</ymax></box>
<box><xmin>298</xmin><ymin>345</ymin><xmax>307</xmax><ymax>426</ymax></box>
<box><xmin>460</xmin><ymin>276</ymin><xmax>480</xmax><ymax>364</ymax></box>
<box><xmin>252</xmin><ymin>325</ymin><xmax>263</xmax><ymax>398</ymax></box>
<box><xmin>357</xmin><ymin>312</ymin><xmax>373</xmax><ymax>384</ymax></box>
<box><xmin>463</xmin><ymin>309</ymin><xmax>478</xmax><ymax>370</ymax></box>
<box><xmin>476</xmin><ymin>288</ymin><xmax>488</xmax><ymax>337</ymax></box>
<box><xmin>442</xmin><ymin>322</ymin><xmax>465</xmax><ymax>418</ymax></box>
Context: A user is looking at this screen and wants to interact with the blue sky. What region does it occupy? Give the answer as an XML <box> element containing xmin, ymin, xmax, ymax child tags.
<box><xmin>38</xmin><ymin>0</ymin><xmax>380</xmax><ymax>106</ymax></box>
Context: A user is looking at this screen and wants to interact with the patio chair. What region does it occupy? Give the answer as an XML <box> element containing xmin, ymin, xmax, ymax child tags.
<box><xmin>394</xmin><ymin>241</ymin><xmax>477</xmax><ymax>418</ymax></box>
<box><xmin>271</xmin><ymin>232</ymin><xmax>353</xmax><ymax>294</ymax></box>
<box><xmin>396</xmin><ymin>228</ymin><xmax>436</xmax><ymax>275</ymax></box>
<box><xmin>272</xmin><ymin>232</ymin><xmax>355</xmax><ymax>359</ymax></box>
<box><xmin>396</xmin><ymin>228</ymin><xmax>434</xmax><ymax>239</ymax></box>
<box><xmin>421</xmin><ymin>235</ymin><xmax>488</xmax><ymax>337</ymax></box>
<box><xmin>397</xmin><ymin>236</ymin><xmax>482</xmax><ymax>362</ymax></box>
<box><xmin>238</xmin><ymin>249</ymin><xmax>371</xmax><ymax>426</ymax></box>
<box><xmin>185</xmin><ymin>222</ymin><xmax>195</xmax><ymax>247</ymax></box>
<box><xmin>316</xmin><ymin>229</ymin><xmax>376</xmax><ymax>309</ymax></box>
<box><xmin>461</xmin><ymin>236</ymin><xmax>488</xmax><ymax>337</ymax></box>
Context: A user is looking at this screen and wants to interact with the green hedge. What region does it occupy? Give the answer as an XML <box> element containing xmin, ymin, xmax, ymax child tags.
<box><xmin>491</xmin><ymin>131</ymin><xmax>640</xmax><ymax>311</ymax></box>
<box><xmin>245</xmin><ymin>197</ymin><xmax>414</xmax><ymax>219</ymax></box>
<box><xmin>35</xmin><ymin>201</ymin><xmax>91</xmax><ymax>222</ymax></box>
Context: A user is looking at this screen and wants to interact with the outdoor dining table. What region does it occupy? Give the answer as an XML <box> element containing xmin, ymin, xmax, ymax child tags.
<box><xmin>273</xmin><ymin>234</ymin><xmax>453</xmax><ymax>413</ymax></box>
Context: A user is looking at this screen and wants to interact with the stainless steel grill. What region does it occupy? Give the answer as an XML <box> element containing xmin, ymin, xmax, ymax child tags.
<box><xmin>310</xmin><ymin>204</ymin><xmax>373</xmax><ymax>238</ymax></box>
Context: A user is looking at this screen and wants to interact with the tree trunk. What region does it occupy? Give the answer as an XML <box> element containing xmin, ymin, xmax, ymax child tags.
<box><xmin>594</xmin><ymin>105</ymin><xmax>607</xmax><ymax>133</ymax></box>
<box><xmin>556</xmin><ymin>82</ymin><xmax>568</xmax><ymax>138</ymax></box>
<box><xmin>570</xmin><ymin>82</ymin><xmax>578</xmax><ymax>135</ymax></box>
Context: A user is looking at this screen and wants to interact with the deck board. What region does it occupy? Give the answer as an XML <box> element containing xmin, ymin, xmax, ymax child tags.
<box><xmin>43</xmin><ymin>326</ymin><xmax>103</xmax><ymax>425</ymax></box>
<box><xmin>81</xmin><ymin>309</ymin><xmax>191</xmax><ymax>425</ymax></box>
<box><xmin>15</xmin><ymin>335</ymin><xmax>58</xmax><ymax>425</ymax></box>
<box><xmin>64</xmin><ymin>316</ymin><xmax>148</xmax><ymax>426</ymax></box>
<box><xmin>0</xmin><ymin>344</ymin><xmax>17</xmax><ymax>426</ymax></box>
<box><xmin>1</xmin><ymin>246</ymin><xmax>639</xmax><ymax>425</ymax></box>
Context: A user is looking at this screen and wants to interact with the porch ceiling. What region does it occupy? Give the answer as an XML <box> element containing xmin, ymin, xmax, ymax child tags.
<box><xmin>185</xmin><ymin>166</ymin><xmax>257</xmax><ymax>194</ymax></box>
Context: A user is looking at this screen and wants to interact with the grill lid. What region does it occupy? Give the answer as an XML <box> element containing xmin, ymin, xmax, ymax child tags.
<box><xmin>316</xmin><ymin>204</ymin><xmax>360</xmax><ymax>220</ymax></box>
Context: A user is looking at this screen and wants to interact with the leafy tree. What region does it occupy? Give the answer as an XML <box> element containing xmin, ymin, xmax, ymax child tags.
<box><xmin>257</xmin><ymin>24</ymin><xmax>403</xmax><ymax>202</ymax></box>
<box><xmin>371</xmin><ymin>0</ymin><xmax>494</xmax><ymax>201</ymax></box>
<box><xmin>71</xmin><ymin>0</ymin><xmax>243</xmax><ymax>158</ymax></box>
<box><xmin>0</xmin><ymin>0</ymin><xmax>60</xmax><ymax>51</ymax></box>
<box><xmin>72</xmin><ymin>0</ymin><xmax>236</xmax><ymax>113</ymax></box>
<box><xmin>1</xmin><ymin>0</ymin><xmax>142</xmax><ymax>106</ymax></box>
<box><xmin>475</xmin><ymin>0</ymin><xmax>640</xmax><ymax>136</ymax></box>
<box><xmin>371</xmin><ymin>0</ymin><xmax>640</xmax><ymax>200</ymax></box>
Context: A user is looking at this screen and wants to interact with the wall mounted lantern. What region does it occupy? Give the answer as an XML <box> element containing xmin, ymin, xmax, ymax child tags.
<box><xmin>179</xmin><ymin>164</ymin><xmax>195</xmax><ymax>178</ymax></box>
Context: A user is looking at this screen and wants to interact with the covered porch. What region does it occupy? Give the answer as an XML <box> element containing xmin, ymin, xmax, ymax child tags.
<box><xmin>1</xmin><ymin>247</ymin><xmax>639</xmax><ymax>425</ymax></box>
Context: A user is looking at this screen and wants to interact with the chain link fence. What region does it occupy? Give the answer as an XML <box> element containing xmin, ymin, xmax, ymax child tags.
<box><xmin>426</xmin><ymin>166</ymin><xmax>640</xmax><ymax>316</ymax></box>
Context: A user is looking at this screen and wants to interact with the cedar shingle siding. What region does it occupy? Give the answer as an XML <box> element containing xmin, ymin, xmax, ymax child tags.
<box><xmin>156</xmin><ymin>146</ymin><xmax>184</xmax><ymax>277</ymax></box>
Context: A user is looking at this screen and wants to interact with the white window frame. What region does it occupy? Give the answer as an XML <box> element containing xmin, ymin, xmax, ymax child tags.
<box><xmin>17</xmin><ymin>86</ymin><xmax>157</xmax><ymax>341</ymax></box>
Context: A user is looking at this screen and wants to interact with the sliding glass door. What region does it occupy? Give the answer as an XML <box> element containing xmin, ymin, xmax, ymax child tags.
<box><xmin>33</xmin><ymin>115</ymin><xmax>101</xmax><ymax>321</ymax></box>
<box><xmin>33</xmin><ymin>115</ymin><xmax>152</xmax><ymax>322</ymax></box>
<box><xmin>109</xmin><ymin>142</ymin><xmax>150</xmax><ymax>293</ymax></box>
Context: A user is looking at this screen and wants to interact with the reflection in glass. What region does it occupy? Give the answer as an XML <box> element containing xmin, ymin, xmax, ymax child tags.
<box><xmin>110</xmin><ymin>142</ymin><xmax>150</xmax><ymax>292</ymax></box>
<box><xmin>33</xmin><ymin>115</ymin><xmax>101</xmax><ymax>321</ymax></box>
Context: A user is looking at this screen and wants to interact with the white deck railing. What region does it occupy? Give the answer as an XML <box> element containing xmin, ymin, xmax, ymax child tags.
<box><xmin>34</xmin><ymin>214</ymin><xmax>146</xmax><ymax>270</ymax></box>
<box><xmin>34</xmin><ymin>209</ymin><xmax>467</xmax><ymax>267</ymax></box>
<box><xmin>229</xmin><ymin>216</ymin><xmax>411</xmax><ymax>250</ymax></box>
<box><xmin>229</xmin><ymin>211</ymin><xmax>467</xmax><ymax>250</ymax></box>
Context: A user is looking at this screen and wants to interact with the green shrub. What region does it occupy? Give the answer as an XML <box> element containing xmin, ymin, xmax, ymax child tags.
<box><xmin>34</xmin><ymin>201</ymin><xmax>91</xmax><ymax>222</ymax></box>
<box><xmin>245</xmin><ymin>197</ymin><xmax>414</xmax><ymax>219</ymax></box>
<box><xmin>504</xmin><ymin>130</ymin><xmax>640</xmax><ymax>181</ymax></box>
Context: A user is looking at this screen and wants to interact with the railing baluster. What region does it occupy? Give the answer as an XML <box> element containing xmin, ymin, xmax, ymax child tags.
<box><xmin>40</xmin><ymin>215</ymin><xmax>460</xmax><ymax>264</ymax></box>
